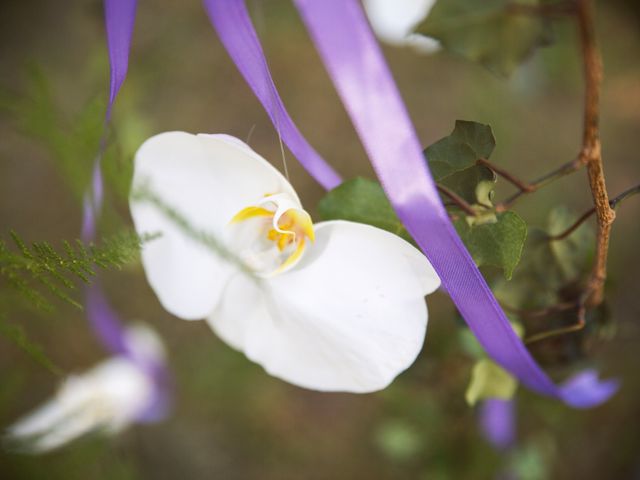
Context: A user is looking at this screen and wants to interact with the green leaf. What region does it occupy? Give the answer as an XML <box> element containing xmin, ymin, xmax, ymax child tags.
<box><xmin>440</xmin><ymin>165</ymin><xmax>497</xmax><ymax>205</ymax></box>
<box><xmin>547</xmin><ymin>206</ymin><xmax>595</xmax><ymax>280</ymax></box>
<box><xmin>374</xmin><ymin>420</ymin><xmax>423</xmax><ymax>462</ymax></box>
<box><xmin>317</xmin><ymin>178</ymin><xmax>411</xmax><ymax>242</ymax></box>
<box><xmin>465</xmin><ymin>358</ymin><xmax>518</xmax><ymax>406</ymax></box>
<box><xmin>425</xmin><ymin>120</ymin><xmax>496</xmax><ymax>181</ymax></box>
<box><xmin>416</xmin><ymin>0</ymin><xmax>551</xmax><ymax>76</ymax></box>
<box><xmin>0</xmin><ymin>230</ymin><xmax>149</xmax><ymax>313</ymax></box>
<box><xmin>493</xmin><ymin>207</ymin><xmax>596</xmax><ymax>310</ymax></box>
<box><xmin>454</xmin><ymin>211</ymin><xmax>527</xmax><ymax>279</ymax></box>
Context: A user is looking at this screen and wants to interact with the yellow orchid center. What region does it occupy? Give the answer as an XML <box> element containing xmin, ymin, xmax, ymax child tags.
<box><xmin>229</xmin><ymin>195</ymin><xmax>315</xmax><ymax>275</ymax></box>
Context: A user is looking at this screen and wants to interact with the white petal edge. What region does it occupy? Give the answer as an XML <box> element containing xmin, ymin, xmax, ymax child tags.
<box><xmin>207</xmin><ymin>220</ymin><xmax>440</xmax><ymax>393</ymax></box>
<box><xmin>130</xmin><ymin>131</ymin><xmax>297</xmax><ymax>320</ymax></box>
<box><xmin>6</xmin><ymin>358</ymin><xmax>153</xmax><ymax>453</ymax></box>
<box><xmin>363</xmin><ymin>0</ymin><xmax>437</xmax><ymax>47</ymax></box>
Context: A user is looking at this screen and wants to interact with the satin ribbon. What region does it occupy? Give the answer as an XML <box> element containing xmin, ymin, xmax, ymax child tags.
<box><xmin>479</xmin><ymin>399</ymin><xmax>516</xmax><ymax>451</ymax></box>
<box><xmin>206</xmin><ymin>0</ymin><xmax>618</xmax><ymax>408</ymax></box>
<box><xmin>82</xmin><ymin>0</ymin><xmax>171</xmax><ymax>420</ymax></box>
<box><xmin>203</xmin><ymin>0</ymin><xmax>342</xmax><ymax>191</ymax></box>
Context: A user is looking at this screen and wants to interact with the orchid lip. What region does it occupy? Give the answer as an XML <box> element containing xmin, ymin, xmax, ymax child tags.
<box><xmin>228</xmin><ymin>193</ymin><xmax>315</xmax><ymax>276</ymax></box>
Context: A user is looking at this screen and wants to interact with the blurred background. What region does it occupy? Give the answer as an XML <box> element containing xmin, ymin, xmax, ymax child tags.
<box><xmin>0</xmin><ymin>0</ymin><xmax>639</xmax><ymax>478</ymax></box>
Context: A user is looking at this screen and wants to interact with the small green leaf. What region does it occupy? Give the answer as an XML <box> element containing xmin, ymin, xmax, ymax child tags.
<box><xmin>493</xmin><ymin>207</ymin><xmax>596</xmax><ymax>310</ymax></box>
<box><xmin>547</xmin><ymin>206</ymin><xmax>595</xmax><ymax>280</ymax></box>
<box><xmin>425</xmin><ymin>120</ymin><xmax>496</xmax><ymax>181</ymax></box>
<box><xmin>454</xmin><ymin>211</ymin><xmax>527</xmax><ymax>279</ymax></box>
<box><xmin>374</xmin><ymin>420</ymin><xmax>423</xmax><ymax>462</ymax></box>
<box><xmin>465</xmin><ymin>358</ymin><xmax>518</xmax><ymax>406</ymax></box>
<box><xmin>317</xmin><ymin>178</ymin><xmax>411</xmax><ymax>242</ymax></box>
<box><xmin>416</xmin><ymin>0</ymin><xmax>551</xmax><ymax>76</ymax></box>
<box><xmin>440</xmin><ymin>165</ymin><xmax>497</xmax><ymax>205</ymax></box>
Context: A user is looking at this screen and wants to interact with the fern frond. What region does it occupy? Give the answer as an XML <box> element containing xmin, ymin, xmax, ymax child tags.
<box><xmin>0</xmin><ymin>230</ymin><xmax>150</xmax><ymax>313</ymax></box>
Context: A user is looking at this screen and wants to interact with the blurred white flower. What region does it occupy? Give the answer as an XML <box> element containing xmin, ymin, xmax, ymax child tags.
<box><xmin>5</xmin><ymin>324</ymin><xmax>164</xmax><ymax>453</ymax></box>
<box><xmin>130</xmin><ymin>132</ymin><xmax>440</xmax><ymax>393</ymax></box>
<box><xmin>363</xmin><ymin>0</ymin><xmax>439</xmax><ymax>53</ymax></box>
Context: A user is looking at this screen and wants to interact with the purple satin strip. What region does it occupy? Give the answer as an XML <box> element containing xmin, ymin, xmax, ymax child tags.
<box><xmin>202</xmin><ymin>0</ymin><xmax>342</xmax><ymax>191</ymax></box>
<box><xmin>81</xmin><ymin>0</ymin><xmax>139</xmax><ymax>353</ymax></box>
<box><xmin>205</xmin><ymin>0</ymin><xmax>616</xmax><ymax>407</ymax></box>
<box><xmin>104</xmin><ymin>0</ymin><xmax>137</xmax><ymax>121</ymax></box>
<box><xmin>294</xmin><ymin>0</ymin><xmax>619</xmax><ymax>407</ymax></box>
<box><xmin>83</xmin><ymin>0</ymin><xmax>171</xmax><ymax>419</ymax></box>
<box><xmin>479</xmin><ymin>399</ymin><xmax>516</xmax><ymax>451</ymax></box>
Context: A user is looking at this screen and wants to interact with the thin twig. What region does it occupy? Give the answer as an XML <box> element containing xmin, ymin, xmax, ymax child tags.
<box><xmin>524</xmin><ymin>304</ymin><xmax>586</xmax><ymax>344</ymax></box>
<box><xmin>549</xmin><ymin>208</ymin><xmax>595</xmax><ymax>241</ymax></box>
<box><xmin>506</xmin><ymin>1</ymin><xmax>578</xmax><ymax>17</ymax></box>
<box><xmin>502</xmin><ymin>301</ymin><xmax>578</xmax><ymax>319</ymax></box>
<box><xmin>477</xmin><ymin>158</ymin><xmax>535</xmax><ymax>193</ymax></box>
<box><xmin>547</xmin><ymin>182</ymin><xmax>640</xmax><ymax>241</ymax></box>
<box><xmin>437</xmin><ymin>184</ymin><xmax>477</xmax><ymax>217</ymax></box>
<box><xmin>494</xmin><ymin>156</ymin><xmax>586</xmax><ymax>212</ymax></box>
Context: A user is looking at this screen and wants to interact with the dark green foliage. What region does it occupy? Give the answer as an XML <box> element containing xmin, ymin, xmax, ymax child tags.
<box><xmin>318</xmin><ymin>120</ymin><xmax>528</xmax><ymax>279</ymax></box>
<box><xmin>453</xmin><ymin>212</ymin><xmax>527</xmax><ymax>279</ymax></box>
<box><xmin>0</xmin><ymin>230</ymin><xmax>149</xmax><ymax>313</ymax></box>
<box><xmin>494</xmin><ymin>206</ymin><xmax>595</xmax><ymax>311</ymax></box>
<box><xmin>426</xmin><ymin>120</ymin><xmax>498</xmax><ymax>205</ymax></box>
<box><xmin>416</xmin><ymin>0</ymin><xmax>553</xmax><ymax>76</ymax></box>
<box><xmin>317</xmin><ymin>178</ymin><xmax>411</xmax><ymax>242</ymax></box>
<box><xmin>426</xmin><ymin>120</ymin><xmax>496</xmax><ymax>181</ymax></box>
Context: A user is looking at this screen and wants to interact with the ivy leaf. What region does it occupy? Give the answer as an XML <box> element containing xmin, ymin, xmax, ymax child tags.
<box><xmin>440</xmin><ymin>165</ymin><xmax>497</xmax><ymax>205</ymax></box>
<box><xmin>454</xmin><ymin>211</ymin><xmax>527</xmax><ymax>279</ymax></box>
<box><xmin>547</xmin><ymin>206</ymin><xmax>595</xmax><ymax>281</ymax></box>
<box><xmin>465</xmin><ymin>358</ymin><xmax>518</xmax><ymax>406</ymax></box>
<box><xmin>493</xmin><ymin>207</ymin><xmax>596</xmax><ymax>310</ymax></box>
<box><xmin>415</xmin><ymin>0</ymin><xmax>552</xmax><ymax>76</ymax></box>
<box><xmin>317</xmin><ymin>178</ymin><xmax>411</xmax><ymax>242</ymax></box>
<box><xmin>425</xmin><ymin>120</ymin><xmax>496</xmax><ymax>181</ymax></box>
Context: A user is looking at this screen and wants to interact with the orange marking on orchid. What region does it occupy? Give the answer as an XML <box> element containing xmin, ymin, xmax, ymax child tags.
<box><xmin>277</xmin><ymin>210</ymin><xmax>315</xmax><ymax>242</ymax></box>
<box><xmin>276</xmin><ymin>238</ymin><xmax>306</xmax><ymax>273</ymax></box>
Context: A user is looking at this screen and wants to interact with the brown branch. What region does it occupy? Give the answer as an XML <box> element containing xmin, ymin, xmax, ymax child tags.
<box><xmin>524</xmin><ymin>304</ymin><xmax>586</xmax><ymax>344</ymax></box>
<box><xmin>576</xmin><ymin>0</ymin><xmax>615</xmax><ymax>307</ymax></box>
<box><xmin>437</xmin><ymin>184</ymin><xmax>477</xmax><ymax>217</ymax></box>
<box><xmin>477</xmin><ymin>158</ymin><xmax>535</xmax><ymax>194</ymax></box>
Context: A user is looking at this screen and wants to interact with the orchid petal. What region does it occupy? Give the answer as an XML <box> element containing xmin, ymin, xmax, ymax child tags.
<box><xmin>363</xmin><ymin>0</ymin><xmax>439</xmax><ymax>52</ymax></box>
<box><xmin>207</xmin><ymin>220</ymin><xmax>440</xmax><ymax>393</ymax></box>
<box><xmin>5</xmin><ymin>358</ymin><xmax>153</xmax><ymax>453</ymax></box>
<box><xmin>130</xmin><ymin>132</ymin><xmax>297</xmax><ymax>320</ymax></box>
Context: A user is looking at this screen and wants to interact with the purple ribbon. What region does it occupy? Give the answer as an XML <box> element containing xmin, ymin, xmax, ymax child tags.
<box><xmin>206</xmin><ymin>0</ymin><xmax>618</xmax><ymax>408</ymax></box>
<box><xmin>203</xmin><ymin>0</ymin><xmax>342</xmax><ymax>191</ymax></box>
<box><xmin>479</xmin><ymin>399</ymin><xmax>516</xmax><ymax>451</ymax></box>
<box><xmin>104</xmin><ymin>0</ymin><xmax>137</xmax><ymax>122</ymax></box>
<box><xmin>77</xmin><ymin>0</ymin><xmax>171</xmax><ymax>420</ymax></box>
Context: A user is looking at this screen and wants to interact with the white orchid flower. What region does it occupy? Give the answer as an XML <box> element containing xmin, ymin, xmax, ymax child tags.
<box><xmin>130</xmin><ymin>132</ymin><xmax>440</xmax><ymax>393</ymax></box>
<box><xmin>5</xmin><ymin>324</ymin><xmax>164</xmax><ymax>453</ymax></box>
<box><xmin>363</xmin><ymin>0</ymin><xmax>439</xmax><ymax>53</ymax></box>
